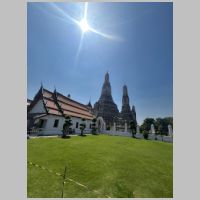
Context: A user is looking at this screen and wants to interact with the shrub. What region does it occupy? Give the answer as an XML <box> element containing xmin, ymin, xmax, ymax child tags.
<box><xmin>143</xmin><ymin>131</ymin><xmax>149</xmax><ymax>140</ymax></box>
<box><xmin>129</xmin><ymin>120</ymin><xmax>136</xmax><ymax>138</ymax></box>
<box><xmin>62</xmin><ymin>115</ymin><xmax>72</xmax><ymax>139</ymax></box>
<box><xmin>106</xmin><ymin>126</ymin><xmax>110</xmax><ymax>130</ymax></box>
<box><xmin>80</xmin><ymin>118</ymin><xmax>86</xmax><ymax>136</ymax></box>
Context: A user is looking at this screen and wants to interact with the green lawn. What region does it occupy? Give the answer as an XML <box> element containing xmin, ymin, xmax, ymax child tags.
<box><xmin>27</xmin><ymin>135</ymin><xmax>173</xmax><ymax>198</ymax></box>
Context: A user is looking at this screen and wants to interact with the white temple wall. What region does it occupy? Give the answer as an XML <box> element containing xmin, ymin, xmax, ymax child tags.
<box><xmin>33</xmin><ymin>115</ymin><xmax>92</xmax><ymax>135</ymax></box>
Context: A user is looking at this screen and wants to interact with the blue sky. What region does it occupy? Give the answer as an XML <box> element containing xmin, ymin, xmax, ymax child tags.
<box><xmin>27</xmin><ymin>2</ymin><xmax>173</xmax><ymax>125</ymax></box>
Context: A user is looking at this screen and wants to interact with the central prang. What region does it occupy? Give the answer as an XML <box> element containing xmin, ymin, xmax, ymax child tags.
<box><xmin>93</xmin><ymin>72</ymin><xmax>137</xmax><ymax>130</ymax></box>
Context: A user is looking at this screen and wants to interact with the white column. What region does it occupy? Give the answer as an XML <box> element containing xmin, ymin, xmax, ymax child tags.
<box><xmin>168</xmin><ymin>124</ymin><xmax>173</xmax><ymax>136</ymax></box>
<box><xmin>124</xmin><ymin>123</ymin><xmax>127</xmax><ymax>132</ymax></box>
<box><xmin>136</xmin><ymin>125</ymin><xmax>140</xmax><ymax>134</ymax></box>
<box><xmin>113</xmin><ymin>122</ymin><xmax>116</xmax><ymax>131</ymax></box>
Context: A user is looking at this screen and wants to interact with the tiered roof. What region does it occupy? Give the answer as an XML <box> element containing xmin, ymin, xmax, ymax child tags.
<box><xmin>28</xmin><ymin>86</ymin><xmax>94</xmax><ymax>120</ymax></box>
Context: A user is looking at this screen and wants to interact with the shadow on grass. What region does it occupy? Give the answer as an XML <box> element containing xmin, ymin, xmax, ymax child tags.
<box><xmin>61</xmin><ymin>135</ymin><xmax>71</xmax><ymax>139</ymax></box>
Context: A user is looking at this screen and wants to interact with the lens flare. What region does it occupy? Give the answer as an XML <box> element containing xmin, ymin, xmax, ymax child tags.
<box><xmin>79</xmin><ymin>19</ymin><xmax>90</xmax><ymax>33</ymax></box>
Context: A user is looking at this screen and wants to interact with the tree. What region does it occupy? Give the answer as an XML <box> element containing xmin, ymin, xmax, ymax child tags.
<box><xmin>91</xmin><ymin>118</ymin><xmax>97</xmax><ymax>135</ymax></box>
<box><xmin>139</xmin><ymin>117</ymin><xmax>173</xmax><ymax>136</ymax></box>
<box><xmin>155</xmin><ymin>118</ymin><xmax>163</xmax><ymax>135</ymax></box>
<box><xmin>62</xmin><ymin>116</ymin><xmax>72</xmax><ymax>138</ymax></box>
<box><xmin>79</xmin><ymin>118</ymin><xmax>86</xmax><ymax>136</ymax></box>
<box><xmin>143</xmin><ymin>130</ymin><xmax>149</xmax><ymax>140</ymax></box>
<box><xmin>140</xmin><ymin>118</ymin><xmax>155</xmax><ymax>133</ymax></box>
<box><xmin>155</xmin><ymin>117</ymin><xmax>173</xmax><ymax>135</ymax></box>
<box><xmin>129</xmin><ymin>120</ymin><xmax>136</xmax><ymax>138</ymax></box>
<box><xmin>162</xmin><ymin>117</ymin><xmax>173</xmax><ymax>135</ymax></box>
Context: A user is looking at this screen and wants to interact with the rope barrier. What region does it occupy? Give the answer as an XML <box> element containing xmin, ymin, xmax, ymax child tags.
<box><xmin>28</xmin><ymin>161</ymin><xmax>111</xmax><ymax>198</ymax></box>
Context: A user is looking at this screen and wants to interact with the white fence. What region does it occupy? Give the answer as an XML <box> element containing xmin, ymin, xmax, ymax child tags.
<box><xmin>103</xmin><ymin>130</ymin><xmax>132</xmax><ymax>137</ymax></box>
<box><xmin>101</xmin><ymin>130</ymin><xmax>173</xmax><ymax>143</ymax></box>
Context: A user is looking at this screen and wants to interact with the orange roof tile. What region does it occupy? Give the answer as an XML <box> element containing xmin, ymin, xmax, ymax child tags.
<box><xmin>32</xmin><ymin>88</ymin><xmax>95</xmax><ymax>119</ymax></box>
<box><xmin>58</xmin><ymin>103</ymin><xmax>93</xmax><ymax>118</ymax></box>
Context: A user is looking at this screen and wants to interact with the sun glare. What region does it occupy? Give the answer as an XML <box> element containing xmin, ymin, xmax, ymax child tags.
<box><xmin>79</xmin><ymin>19</ymin><xmax>90</xmax><ymax>33</ymax></box>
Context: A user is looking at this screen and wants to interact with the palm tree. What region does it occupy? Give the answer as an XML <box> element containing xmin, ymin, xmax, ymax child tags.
<box><xmin>79</xmin><ymin>118</ymin><xmax>86</xmax><ymax>136</ymax></box>
<box><xmin>62</xmin><ymin>116</ymin><xmax>72</xmax><ymax>138</ymax></box>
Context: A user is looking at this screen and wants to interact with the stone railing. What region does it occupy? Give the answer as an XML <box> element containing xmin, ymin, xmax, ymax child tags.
<box><xmin>103</xmin><ymin>130</ymin><xmax>132</xmax><ymax>137</ymax></box>
<box><xmin>101</xmin><ymin>130</ymin><xmax>173</xmax><ymax>143</ymax></box>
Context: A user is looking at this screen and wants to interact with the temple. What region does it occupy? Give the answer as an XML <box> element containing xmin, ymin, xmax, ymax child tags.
<box><xmin>27</xmin><ymin>86</ymin><xmax>95</xmax><ymax>135</ymax></box>
<box><xmin>94</xmin><ymin>72</ymin><xmax>137</xmax><ymax>129</ymax></box>
<box><xmin>27</xmin><ymin>72</ymin><xmax>137</xmax><ymax>134</ymax></box>
<box><xmin>94</xmin><ymin>72</ymin><xmax>119</xmax><ymax>127</ymax></box>
<box><xmin>120</xmin><ymin>85</ymin><xmax>137</xmax><ymax>125</ymax></box>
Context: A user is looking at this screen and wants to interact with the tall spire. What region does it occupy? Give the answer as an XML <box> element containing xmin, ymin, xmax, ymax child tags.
<box><xmin>123</xmin><ymin>85</ymin><xmax>128</xmax><ymax>96</ymax></box>
<box><xmin>94</xmin><ymin>72</ymin><xmax>119</xmax><ymax>127</ymax></box>
<box><xmin>122</xmin><ymin>85</ymin><xmax>129</xmax><ymax>106</ymax></box>
<box><xmin>120</xmin><ymin>85</ymin><xmax>136</xmax><ymax>125</ymax></box>
<box><xmin>100</xmin><ymin>72</ymin><xmax>112</xmax><ymax>99</ymax></box>
<box><xmin>105</xmin><ymin>71</ymin><xmax>109</xmax><ymax>82</ymax></box>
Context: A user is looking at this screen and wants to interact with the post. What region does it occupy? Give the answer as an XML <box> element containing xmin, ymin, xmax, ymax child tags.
<box><xmin>61</xmin><ymin>166</ymin><xmax>67</xmax><ymax>198</ymax></box>
<box><xmin>168</xmin><ymin>124</ymin><xmax>173</xmax><ymax>136</ymax></box>
<box><xmin>124</xmin><ymin>122</ymin><xmax>127</xmax><ymax>132</ymax></box>
<box><xmin>136</xmin><ymin>125</ymin><xmax>140</xmax><ymax>134</ymax></box>
<box><xmin>113</xmin><ymin>122</ymin><xmax>116</xmax><ymax>132</ymax></box>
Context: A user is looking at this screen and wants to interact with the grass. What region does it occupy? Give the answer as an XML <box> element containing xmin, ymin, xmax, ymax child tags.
<box><xmin>27</xmin><ymin>134</ymin><xmax>173</xmax><ymax>198</ymax></box>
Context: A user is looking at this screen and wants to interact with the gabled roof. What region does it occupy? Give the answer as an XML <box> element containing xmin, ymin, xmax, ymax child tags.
<box><xmin>28</xmin><ymin>87</ymin><xmax>94</xmax><ymax>120</ymax></box>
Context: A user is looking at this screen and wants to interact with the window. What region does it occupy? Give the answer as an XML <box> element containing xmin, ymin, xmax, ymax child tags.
<box><xmin>90</xmin><ymin>124</ymin><xmax>92</xmax><ymax>129</ymax></box>
<box><xmin>76</xmin><ymin>122</ymin><xmax>79</xmax><ymax>128</ymax></box>
<box><xmin>53</xmin><ymin>119</ymin><xmax>59</xmax><ymax>128</ymax></box>
<box><xmin>38</xmin><ymin>119</ymin><xmax>47</xmax><ymax>128</ymax></box>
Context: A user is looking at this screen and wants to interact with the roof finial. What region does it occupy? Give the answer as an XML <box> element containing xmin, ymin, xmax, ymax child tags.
<box><xmin>38</xmin><ymin>81</ymin><xmax>44</xmax><ymax>96</ymax></box>
<box><xmin>54</xmin><ymin>85</ymin><xmax>56</xmax><ymax>92</ymax></box>
<box><xmin>87</xmin><ymin>97</ymin><xmax>92</xmax><ymax>108</ymax></box>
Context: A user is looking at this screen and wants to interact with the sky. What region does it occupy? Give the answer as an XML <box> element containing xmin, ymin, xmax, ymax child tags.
<box><xmin>27</xmin><ymin>2</ymin><xmax>173</xmax><ymax>125</ymax></box>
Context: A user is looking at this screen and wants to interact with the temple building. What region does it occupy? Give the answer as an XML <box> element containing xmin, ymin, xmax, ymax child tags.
<box><xmin>120</xmin><ymin>85</ymin><xmax>137</xmax><ymax>125</ymax></box>
<box><xmin>27</xmin><ymin>86</ymin><xmax>95</xmax><ymax>135</ymax></box>
<box><xmin>94</xmin><ymin>72</ymin><xmax>119</xmax><ymax>128</ymax></box>
<box><xmin>93</xmin><ymin>72</ymin><xmax>137</xmax><ymax>129</ymax></box>
<box><xmin>27</xmin><ymin>72</ymin><xmax>137</xmax><ymax>134</ymax></box>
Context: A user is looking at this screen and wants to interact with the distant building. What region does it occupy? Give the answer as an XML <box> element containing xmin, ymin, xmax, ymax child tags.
<box><xmin>94</xmin><ymin>72</ymin><xmax>137</xmax><ymax>129</ymax></box>
<box><xmin>27</xmin><ymin>86</ymin><xmax>95</xmax><ymax>135</ymax></box>
<box><xmin>120</xmin><ymin>85</ymin><xmax>137</xmax><ymax>126</ymax></box>
<box><xmin>94</xmin><ymin>72</ymin><xmax>120</xmax><ymax>128</ymax></box>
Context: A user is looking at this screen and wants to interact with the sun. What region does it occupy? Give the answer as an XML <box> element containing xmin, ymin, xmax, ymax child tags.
<box><xmin>79</xmin><ymin>19</ymin><xmax>90</xmax><ymax>33</ymax></box>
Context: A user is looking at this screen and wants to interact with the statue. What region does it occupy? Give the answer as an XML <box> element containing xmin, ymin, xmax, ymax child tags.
<box><xmin>151</xmin><ymin>124</ymin><xmax>155</xmax><ymax>134</ymax></box>
<box><xmin>136</xmin><ymin>125</ymin><xmax>140</xmax><ymax>134</ymax></box>
<box><xmin>124</xmin><ymin>122</ymin><xmax>127</xmax><ymax>132</ymax></box>
<box><xmin>168</xmin><ymin>124</ymin><xmax>173</xmax><ymax>136</ymax></box>
<box><xmin>113</xmin><ymin>122</ymin><xmax>116</xmax><ymax>131</ymax></box>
